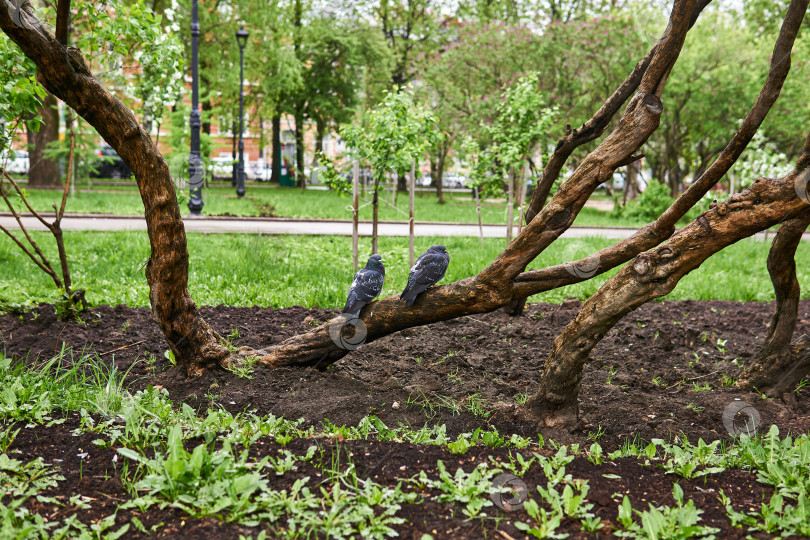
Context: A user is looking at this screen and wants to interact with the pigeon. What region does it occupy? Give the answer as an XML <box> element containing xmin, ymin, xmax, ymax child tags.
<box><xmin>400</xmin><ymin>245</ymin><xmax>450</xmax><ymax>306</ymax></box>
<box><xmin>342</xmin><ymin>254</ymin><xmax>385</xmax><ymax>317</ymax></box>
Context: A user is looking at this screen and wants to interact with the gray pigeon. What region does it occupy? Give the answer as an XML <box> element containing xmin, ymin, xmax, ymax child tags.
<box><xmin>342</xmin><ymin>254</ymin><xmax>385</xmax><ymax>316</ymax></box>
<box><xmin>400</xmin><ymin>245</ymin><xmax>449</xmax><ymax>306</ymax></box>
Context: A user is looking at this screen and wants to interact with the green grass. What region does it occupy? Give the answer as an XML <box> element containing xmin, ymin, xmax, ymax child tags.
<box><xmin>1</xmin><ymin>230</ymin><xmax>807</xmax><ymax>311</ymax></box>
<box><xmin>10</xmin><ymin>181</ymin><xmax>651</xmax><ymax>227</ymax></box>
<box><xmin>1</xmin><ymin>352</ymin><xmax>809</xmax><ymax>539</ymax></box>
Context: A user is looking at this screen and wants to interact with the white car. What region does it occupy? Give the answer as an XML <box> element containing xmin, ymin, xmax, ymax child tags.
<box><xmin>1</xmin><ymin>149</ymin><xmax>29</xmax><ymax>174</ymax></box>
<box><xmin>209</xmin><ymin>156</ymin><xmax>236</xmax><ymax>180</ymax></box>
<box><xmin>247</xmin><ymin>159</ymin><xmax>272</xmax><ymax>182</ymax></box>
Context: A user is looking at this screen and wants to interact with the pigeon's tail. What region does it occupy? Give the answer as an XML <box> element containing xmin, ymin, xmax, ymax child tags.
<box><xmin>400</xmin><ymin>289</ymin><xmax>419</xmax><ymax>306</ymax></box>
<box><xmin>342</xmin><ymin>295</ymin><xmax>363</xmax><ymax>317</ymax></box>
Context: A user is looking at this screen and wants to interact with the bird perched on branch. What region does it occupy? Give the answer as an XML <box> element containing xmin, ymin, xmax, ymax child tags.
<box><xmin>342</xmin><ymin>254</ymin><xmax>385</xmax><ymax>317</ymax></box>
<box><xmin>400</xmin><ymin>245</ymin><xmax>449</xmax><ymax>306</ymax></box>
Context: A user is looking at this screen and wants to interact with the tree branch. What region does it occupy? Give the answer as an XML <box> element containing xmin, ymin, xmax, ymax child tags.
<box><xmin>524</xmin><ymin>0</ymin><xmax>713</xmax><ymax>223</ymax></box>
<box><xmin>526</xmin><ymin>130</ymin><xmax>810</xmax><ymax>429</ymax></box>
<box><xmin>513</xmin><ymin>0</ymin><xmax>808</xmax><ymax>297</ymax></box>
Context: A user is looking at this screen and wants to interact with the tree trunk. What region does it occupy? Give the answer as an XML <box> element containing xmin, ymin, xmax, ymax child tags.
<box><xmin>624</xmin><ymin>161</ymin><xmax>639</xmax><ymax>205</ymax></box>
<box><xmin>1</xmin><ymin>4</ymin><xmax>229</xmax><ymax>376</ymax></box>
<box><xmin>26</xmin><ymin>92</ymin><xmax>61</xmax><ymax>187</ymax></box>
<box><xmin>436</xmin><ymin>141</ymin><xmax>448</xmax><ymax>204</ymax></box>
<box><xmin>737</xmin><ymin>212</ymin><xmax>810</xmax><ymax>396</ymax></box>
<box><xmin>315</xmin><ymin>119</ymin><xmax>324</xmax><ymax>156</ymax></box>
<box><xmin>527</xmin><ymin>149</ymin><xmax>810</xmax><ymax>429</ymax></box>
<box><xmin>295</xmin><ymin>107</ymin><xmax>305</xmax><ymax>192</ymax></box>
<box><xmin>231</xmin><ymin>120</ymin><xmax>237</xmax><ymax>187</ymax></box>
<box><xmin>272</xmin><ymin>114</ymin><xmax>281</xmax><ymax>184</ymax></box>
<box><xmin>372</xmin><ymin>187</ymin><xmax>379</xmax><ymax>254</ymax></box>
<box><xmin>506</xmin><ymin>169</ymin><xmax>514</xmax><ymax>244</ymax></box>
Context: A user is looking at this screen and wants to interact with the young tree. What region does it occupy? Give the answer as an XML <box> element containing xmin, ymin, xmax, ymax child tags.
<box><xmin>340</xmin><ymin>89</ymin><xmax>440</xmax><ymax>253</ymax></box>
<box><xmin>462</xmin><ymin>72</ymin><xmax>557</xmax><ymax>244</ymax></box>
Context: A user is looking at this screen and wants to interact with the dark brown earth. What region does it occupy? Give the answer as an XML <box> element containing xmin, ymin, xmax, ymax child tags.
<box><xmin>2</xmin><ymin>300</ymin><xmax>809</xmax><ymax>538</ymax></box>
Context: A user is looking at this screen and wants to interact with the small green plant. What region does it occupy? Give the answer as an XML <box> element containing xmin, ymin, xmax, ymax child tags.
<box><xmin>226</xmin><ymin>355</ymin><xmax>258</xmax><ymax>380</ymax></box>
<box><xmin>587</xmin><ymin>425</ymin><xmax>606</xmax><ymax>442</ymax></box>
<box><xmin>615</xmin><ymin>484</ymin><xmax>720</xmax><ymax>539</ymax></box>
<box><xmin>586</xmin><ymin>442</ymin><xmax>604</xmax><ymax>465</ymax></box>
<box><xmin>418</xmin><ymin>460</ymin><xmax>499</xmax><ymax>519</ymax></box>
<box><xmin>687</xmin><ymin>402</ymin><xmax>705</xmax><ymax>413</ymax></box>
<box><xmin>606</xmin><ymin>366</ymin><xmax>618</xmax><ymax>385</ymax></box>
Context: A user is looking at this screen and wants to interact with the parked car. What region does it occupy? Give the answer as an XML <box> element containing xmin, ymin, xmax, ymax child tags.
<box><xmin>1</xmin><ymin>149</ymin><xmax>29</xmax><ymax>174</ymax></box>
<box><xmin>209</xmin><ymin>156</ymin><xmax>236</xmax><ymax>181</ymax></box>
<box><xmin>90</xmin><ymin>146</ymin><xmax>131</xmax><ymax>179</ymax></box>
<box><xmin>247</xmin><ymin>159</ymin><xmax>272</xmax><ymax>182</ymax></box>
<box><xmin>441</xmin><ymin>173</ymin><xmax>467</xmax><ymax>188</ymax></box>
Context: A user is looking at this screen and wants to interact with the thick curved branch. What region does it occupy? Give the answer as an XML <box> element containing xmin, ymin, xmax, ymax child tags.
<box><xmin>526</xmin><ymin>134</ymin><xmax>810</xmax><ymax>429</ymax></box>
<box><xmin>514</xmin><ymin>0</ymin><xmax>808</xmax><ymax>298</ymax></box>
<box><xmin>525</xmin><ymin>0</ymin><xmax>713</xmax><ymax>223</ymax></box>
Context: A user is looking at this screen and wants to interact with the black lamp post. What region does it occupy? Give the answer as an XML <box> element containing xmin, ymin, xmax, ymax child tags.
<box><xmin>187</xmin><ymin>0</ymin><xmax>204</xmax><ymax>215</ymax></box>
<box><xmin>236</xmin><ymin>26</ymin><xmax>248</xmax><ymax>198</ymax></box>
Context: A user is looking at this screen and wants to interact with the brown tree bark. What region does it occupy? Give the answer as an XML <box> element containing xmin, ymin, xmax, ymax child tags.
<box><xmin>526</xmin><ymin>137</ymin><xmax>810</xmax><ymax>429</ymax></box>
<box><xmin>502</xmin><ymin>0</ymin><xmax>712</xmax><ymax>316</ymax></box>
<box><xmin>0</xmin><ymin>3</ymin><xmax>229</xmax><ymax>375</ymax></box>
<box><xmin>249</xmin><ymin>0</ymin><xmax>700</xmax><ymax>369</ymax></box>
<box><xmin>26</xmin><ymin>92</ymin><xmax>61</xmax><ymax>187</ymax></box>
<box><xmin>737</xmin><ymin>212</ymin><xmax>810</xmax><ymax>396</ymax></box>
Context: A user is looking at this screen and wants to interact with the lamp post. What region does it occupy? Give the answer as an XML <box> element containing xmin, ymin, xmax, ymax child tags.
<box><xmin>236</xmin><ymin>26</ymin><xmax>248</xmax><ymax>198</ymax></box>
<box><xmin>187</xmin><ymin>0</ymin><xmax>204</xmax><ymax>215</ymax></box>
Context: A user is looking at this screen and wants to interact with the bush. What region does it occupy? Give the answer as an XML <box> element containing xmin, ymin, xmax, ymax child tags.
<box><xmin>621</xmin><ymin>180</ymin><xmax>673</xmax><ymax>222</ymax></box>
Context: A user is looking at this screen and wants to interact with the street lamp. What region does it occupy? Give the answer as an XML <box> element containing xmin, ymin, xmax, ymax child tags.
<box><xmin>187</xmin><ymin>0</ymin><xmax>204</xmax><ymax>215</ymax></box>
<box><xmin>235</xmin><ymin>26</ymin><xmax>248</xmax><ymax>198</ymax></box>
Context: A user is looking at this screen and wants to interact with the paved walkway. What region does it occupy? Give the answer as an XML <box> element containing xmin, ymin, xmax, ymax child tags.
<box><xmin>0</xmin><ymin>213</ymin><xmax>800</xmax><ymax>242</ymax></box>
<box><xmin>0</xmin><ymin>213</ymin><xmax>637</xmax><ymax>239</ymax></box>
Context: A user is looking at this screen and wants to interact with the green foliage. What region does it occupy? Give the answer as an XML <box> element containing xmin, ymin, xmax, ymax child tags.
<box><xmin>0</xmin><ymin>35</ymin><xmax>44</xmax><ymax>151</ymax></box>
<box><xmin>316</xmin><ymin>151</ymin><xmax>352</xmax><ymax>196</ymax></box>
<box><xmin>341</xmin><ymin>88</ymin><xmax>442</xmax><ymax>187</ymax></box>
<box><xmin>615</xmin><ymin>484</ymin><xmax>720</xmax><ymax>539</ymax></box>
<box><xmin>417</xmin><ymin>460</ymin><xmax>498</xmax><ymax>519</ymax></box>
<box><xmin>464</xmin><ymin>71</ymin><xmax>557</xmax><ymax>195</ymax></box>
<box><xmin>619</xmin><ymin>180</ymin><xmax>674</xmax><ymax>222</ymax></box>
<box><xmin>648</xmin><ymin>438</ymin><xmax>726</xmax><ymax>479</ymax></box>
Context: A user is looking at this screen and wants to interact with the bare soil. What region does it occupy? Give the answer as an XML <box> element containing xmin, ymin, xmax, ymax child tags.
<box><xmin>2</xmin><ymin>299</ymin><xmax>809</xmax><ymax>538</ymax></box>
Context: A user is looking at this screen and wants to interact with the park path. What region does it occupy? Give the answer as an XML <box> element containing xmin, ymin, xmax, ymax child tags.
<box><xmin>0</xmin><ymin>213</ymin><xmax>636</xmax><ymax>239</ymax></box>
<box><xmin>0</xmin><ymin>213</ymin><xmax>799</xmax><ymax>241</ymax></box>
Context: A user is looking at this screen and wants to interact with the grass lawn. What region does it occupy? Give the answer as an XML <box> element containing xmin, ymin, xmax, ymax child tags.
<box><xmin>1</xmin><ymin>230</ymin><xmax>805</xmax><ymax>312</ymax></box>
<box><xmin>11</xmin><ymin>181</ymin><xmax>655</xmax><ymax>228</ymax></box>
